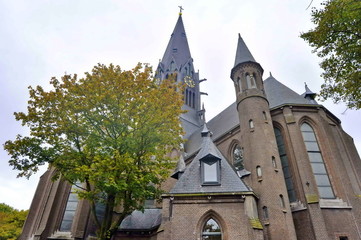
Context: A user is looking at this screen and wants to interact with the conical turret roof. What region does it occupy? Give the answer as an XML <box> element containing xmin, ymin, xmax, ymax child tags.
<box><xmin>234</xmin><ymin>33</ymin><xmax>256</xmax><ymax>67</ymax></box>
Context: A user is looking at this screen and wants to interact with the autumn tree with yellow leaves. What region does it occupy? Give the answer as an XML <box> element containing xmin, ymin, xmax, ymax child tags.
<box><xmin>4</xmin><ymin>63</ymin><xmax>184</xmax><ymax>240</ymax></box>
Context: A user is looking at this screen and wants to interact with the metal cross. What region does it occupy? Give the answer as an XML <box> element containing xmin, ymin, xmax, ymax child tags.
<box><xmin>178</xmin><ymin>6</ymin><xmax>184</xmax><ymax>14</ymax></box>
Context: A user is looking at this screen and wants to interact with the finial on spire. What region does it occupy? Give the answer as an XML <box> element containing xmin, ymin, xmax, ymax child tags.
<box><xmin>178</xmin><ymin>6</ymin><xmax>184</xmax><ymax>15</ymax></box>
<box><xmin>270</xmin><ymin>72</ymin><xmax>273</xmax><ymax>77</ymax></box>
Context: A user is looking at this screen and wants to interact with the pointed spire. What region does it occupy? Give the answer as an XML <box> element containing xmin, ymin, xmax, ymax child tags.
<box><xmin>302</xmin><ymin>82</ymin><xmax>318</xmax><ymax>104</ymax></box>
<box><xmin>159</xmin><ymin>14</ymin><xmax>192</xmax><ymax>73</ymax></box>
<box><xmin>201</xmin><ymin>124</ymin><xmax>210</xmax><ymax>137</ymax></box>
<box><xmin>234</xmin><ymin>33</ymin><xmax>256</xmax><ymax>67</ymax></box>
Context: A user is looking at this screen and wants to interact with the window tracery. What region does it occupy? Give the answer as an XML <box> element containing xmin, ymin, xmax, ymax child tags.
<box><xmin>201</xmin><ymin>218</ymin><xmax>222</xmax><ymax>240</ymax></box>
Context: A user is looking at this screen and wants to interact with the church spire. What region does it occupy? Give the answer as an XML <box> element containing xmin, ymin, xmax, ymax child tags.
<box><xmin>158</xmin><ymin>13</ymin><xmax>192</xmax><ymax>75</ymax></box>
<box><xmin>156</xmin><ymin>11</ymin><xmax>203</xmax><ymax>139</ymax></box>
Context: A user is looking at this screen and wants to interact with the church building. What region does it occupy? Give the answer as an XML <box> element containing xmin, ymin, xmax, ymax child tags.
<box><xmin>20</xmin><ymin>12</ymin><xmax>361</xmax><ymax>240</ymax></box>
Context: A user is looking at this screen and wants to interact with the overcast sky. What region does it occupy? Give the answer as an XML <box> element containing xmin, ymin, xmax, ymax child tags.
<box><xmin>1</xmin><ymin>0</ymin><xmax>360</xmax><ymax>210</ymax></box>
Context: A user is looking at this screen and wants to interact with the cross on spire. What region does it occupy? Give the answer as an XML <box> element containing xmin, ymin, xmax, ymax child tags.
<box><xmin>178</xmin><ymin>6</ymin><xmax>184</xmax><ymax>15</ymax></box>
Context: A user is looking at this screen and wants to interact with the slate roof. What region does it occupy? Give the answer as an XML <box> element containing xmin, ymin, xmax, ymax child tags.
<box><xmin>170</xmin><ymin>126</ymin><xmax>252</xmax><ymax>194</ymax></box>
<box><xmin>183</xmin><ymin>75</ymin><xmax>319</xmax><ymax>156</ymax></box>
<box><xmin>264</xmin><ymin>74</ymin><xmax>317</xmax><ymax>109</ymax></box>
<box><xmin>119</xmin><ymin>209</ymin><xmax>162</xmax><ymax>231</ymax></box>
<box><xmin>160</xmin><ymin>15</ymin><xmax>192</xmax><ymax>72</ymax></box>
<box><xmin>234</xmin><ymin>34</ymin><xmax>256</xmax><ymax>67</ymax></box>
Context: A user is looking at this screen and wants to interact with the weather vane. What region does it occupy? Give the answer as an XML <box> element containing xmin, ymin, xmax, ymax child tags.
<box><xmin>178</xmin><ymin>6</ymin><xmax>184</xmax><ymax>15</ymax></box>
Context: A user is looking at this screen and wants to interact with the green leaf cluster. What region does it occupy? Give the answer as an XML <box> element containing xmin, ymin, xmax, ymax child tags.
<box><xmin>0</xmin><ymin>203</ymin><xmax>29</xmax><ymax>240</ymax></box>
<box><xmin>3</xmin><ymin>63</ymin><xmax>185</xmax><ymax>239</ymax></box>
<box><xmin>301</xmin><ymin>0</ymin><xmax>361</xmax><ymax>109</ymax></box>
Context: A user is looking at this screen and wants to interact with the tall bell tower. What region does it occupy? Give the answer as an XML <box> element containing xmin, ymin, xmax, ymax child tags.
<box><xmin>231</xmin><ymin>34</ymin><xmax>297</xmax><ymax>240</ymax></box>
<box><xmin>155</xmin><ymin>11</ymin><xmax>204</xmax><ymax>139</ymax></box>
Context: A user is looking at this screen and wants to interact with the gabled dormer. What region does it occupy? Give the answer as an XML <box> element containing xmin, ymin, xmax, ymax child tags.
<box><xmin>170</xmin><ymin>124</ymin><xmax>252</xmax><ymax>194</ymax></box>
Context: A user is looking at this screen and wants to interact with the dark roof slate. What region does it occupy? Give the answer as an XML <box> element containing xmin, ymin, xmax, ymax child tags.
<box><xmin>264</xmin><ymin>74</ymin><xmax>316</xmax><ymax>109</ymax></box>
<box><xmin>234</xmin><ymin>34</ymin><xmax>256</xmax><ymax>67</ymax></box>
<box><xmin>171</xmin><ymin>130</ymin><xmax>251</xmax><ymax>194</ymax></box>
<box><xmin>184</xmin><ymin>75</ymin><xmax>318</xmax><ymax>156</ymax></box>
<box><xmin>160</xmin><ymin>15</ymin><xmax>192</xmax><ymax>72</ymax></box>
<box><xmin>119</xmin><ymin>209</ymin><xmax>161</xmax><ymax>231</ymax></box>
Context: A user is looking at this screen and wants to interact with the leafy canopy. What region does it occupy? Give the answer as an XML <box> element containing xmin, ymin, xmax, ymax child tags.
<box><xmin>0</xmin><ymin>203</ymin><xmax>28</xmax><ymax>240</ymax></box>
<box><xmin>4</xmin><ymin>63</ymin><xmax>185</xmax><ymax>239</ymax></box>
<box><xmin>301</xmin><ymin>0</ymin><xmax>361</xmax><ymax>109</ymax></box>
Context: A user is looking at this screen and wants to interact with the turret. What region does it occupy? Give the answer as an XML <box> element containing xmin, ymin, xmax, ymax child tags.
<box><xmin>231</xmin><ymin>34</ymin><xmax>297</xmax><ymax>240</ymax></box>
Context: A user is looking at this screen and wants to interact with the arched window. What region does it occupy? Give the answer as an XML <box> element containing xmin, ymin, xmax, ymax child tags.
<box><xmin>246</xmin><ymin>73</ymin><xmax>256</xmax><ymax>89</ymax></box>
<box><xmin>202</xmin><ymin>218</ymin><xmax>222</xmax><ymax>240</ymax></box>
<box><xmin>192</xmin><ymin>92</ymin><xmax>195</xmax><ymax>108</ymax></box>
<box><xmin>170</xmin><ymin>61</ymin><xmax>176</xmax><ymax>72</ymax></box>
<box><xmin>301</xmin><ymin>123</ymin><xmax>335</xmax><ymax>199</ymax></box>
<box><xmin>262</xmin><ymin>206</ymin><xmax>269</xmax><ymax>220</ymax></box>
<box><xmin>237</xmin><ymin>77</ymin><xmax>242</xmax><ymax>92</ymax></box>
<box><xmin>262</xmin><ymin>111</ymin><xmax>267</xmax><ymax>120</ymax></box>
<box><xmin>279</xmin><ymin>194</ymin><xmax>285</xmax><ymax>208</ymax></box>
<box><xmin>60</xmin><ymin>185</ymin><xmax>80</xmax><ymax>231</ymax></box>
<box><xmin>249</xmin><ymin>119</ymin><xmax>254</xmax><ymax>129</ymax></box>
<box><xmin>256</xmin><ymin>166</ymin><xmax>262</xmax><ymax>179</ymax></box>
<box><xmin>272</xmin><ymin>156</ymin><xmax>277</xmax><ymax>168</ymax></box>
<box><xmin>233</xmin><ymin>145</ymin><xmax>244</xmax><ymax>170</ymax></box>
<box><xmin>274</xmin><ymin>127</ymin><xmax>297</xmax><ymax>202</ymax></box>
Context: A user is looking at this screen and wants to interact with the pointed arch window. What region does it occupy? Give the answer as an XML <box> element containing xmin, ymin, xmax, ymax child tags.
<box><xmin>192</xmin><ymin>92</ymin><xmax>196</xmax><ymax>108</ymax></box>
<box><xmin>233</xmin><ymin>145</ymin><xmax>244</xmax><ymax>170</ymax></box>
<box><xmin>170</xmin><ymin>61</ymin><xmax>176</xmax><ymax>72</ymax></box>
<box><xmin>60</xmin><ymin>184</ymin><xmax>80</xmax><ymax>231</ymax></box>
<box><xmin>262</xmin><ymin>206</ymin><xmax>269</xmax><ymax>220</ymax></box>
<box><xmin>237</xmin><ymin>77</ymin><xmax>242</xmax><ymax>92</ymax></box>
<box><xmin>256</xmin><ymin>166</ymin><xmax>262</xmax><ymax>179</ymax></box>
<box><xmin>274</xmin><ymin>127</ymin><xmax>297</xmax><ymax>202</ymax></box>
<box><xmin>249</xmin><ymin>119</ymin><xmax>254</xmax><ymax>129</ymax></box>
<box><xmin>246</xmin><ymin>73</ymin><xmax>256</xmax><ymax>89</ymax></box>
<box><xmin>201</xmin><ymin>218</ymin><xmax>222</xmax><ymax>240</ymax></box>
<box><xmin>301</xmin><ymin>123</ymin><xmax>335</xmax><ymax>199</ymax></box>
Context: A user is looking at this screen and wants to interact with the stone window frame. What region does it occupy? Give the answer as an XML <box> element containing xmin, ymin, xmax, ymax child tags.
<box><xmin>300</xmin><ymin>122</ymin><xmax>335</xmax><ymax>199</ymax></box>
<box><xmin>201</xmin><ymin>218</ymin><xmax>222</xmax><ymax>240</ymax></box>
<box><xmin>274</xmin><ymin>126</ymin><xmax>297</xmax><ymax>203</ymax></box>
<box><xmin>59</xmin><ymin>184</ymin><xmax>80</xmax><ymax>232</ymax></box>
<box><xmin>197</xmin><ymin>210</ymin><xmax>226</xmax><ymax>240</ymax></box>
<box><xmin>200</xmin><ymin>157</ymin><xmax>221</xmax><ymax>186</ymax></box>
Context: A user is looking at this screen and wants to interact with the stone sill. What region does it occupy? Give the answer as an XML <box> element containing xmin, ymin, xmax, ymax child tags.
<box><xmin>319</xmin><ymin>198</ymin><xmax>352</xmax><ymax>209</ymax></box>
<box><xmin>48</xmin><ymin>231</ymin><xmax>73</xmax><ymax>240</ymax></box>
<box><xmin>290</xmin><ymin>201</ymin><xmax>307</xmax><ymax>212</ymax></box>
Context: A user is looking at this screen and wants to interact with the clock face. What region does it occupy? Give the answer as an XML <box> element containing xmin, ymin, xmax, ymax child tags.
<box><xmin>184</xmin><ymin>75</ymin><xmax>195</xmax><ymax>88</ymax></box>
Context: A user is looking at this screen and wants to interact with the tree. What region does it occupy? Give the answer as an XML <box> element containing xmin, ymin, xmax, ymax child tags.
<box><xmin>0</xmin><ymin>203</ymin><xmax>29</xmax><ymax>240</ymax></box>
<box><xmin>4</xmin><ymin>63</ymin><xmax>185</xmax><ymax>240</ymax></box>
<box><xmin>300</xmin><ymin>0</ymin><xmax>361</xmax><ymax>109</ymax></box>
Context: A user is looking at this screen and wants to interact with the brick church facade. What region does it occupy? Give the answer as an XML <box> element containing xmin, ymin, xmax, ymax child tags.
<box><xmin>20</xmin><ymin>12</ymin><xmax>361</xmax><ymax>240</ymax></box>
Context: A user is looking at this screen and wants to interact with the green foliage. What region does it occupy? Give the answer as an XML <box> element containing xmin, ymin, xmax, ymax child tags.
<box><xmin>4</xmin><ymin>63</ymin><xmax>185</xmax><ymax>240</ymax></box>
<box><xmin>0</xmin><ymin>203</ymin><xmax>28</xmax><ymax>240</ymax></box>
<box><xmin>301</xmin><ymin>0</ymin><xmax>361</xmax><ymax>109</ymax></box>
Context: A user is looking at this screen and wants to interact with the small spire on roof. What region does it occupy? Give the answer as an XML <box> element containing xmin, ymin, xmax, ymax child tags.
<box><xmin>201</xmin><ymin>124</ymin><xmax>211</xmax><ymax>137</ymax></box>
<box><xmin>302</xmin><ymin>82</ymin><xmax>318</xmax><ymax>104</ymax></box>
<box><xmin>270</xmin><ymin>72</ymin><xmax>273</xmax><ymax>78</ymax></box>
<box><xmin>178</xmin><ymin>6</ymin><xmax>184</xmax><ymax>15</ymax></box>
